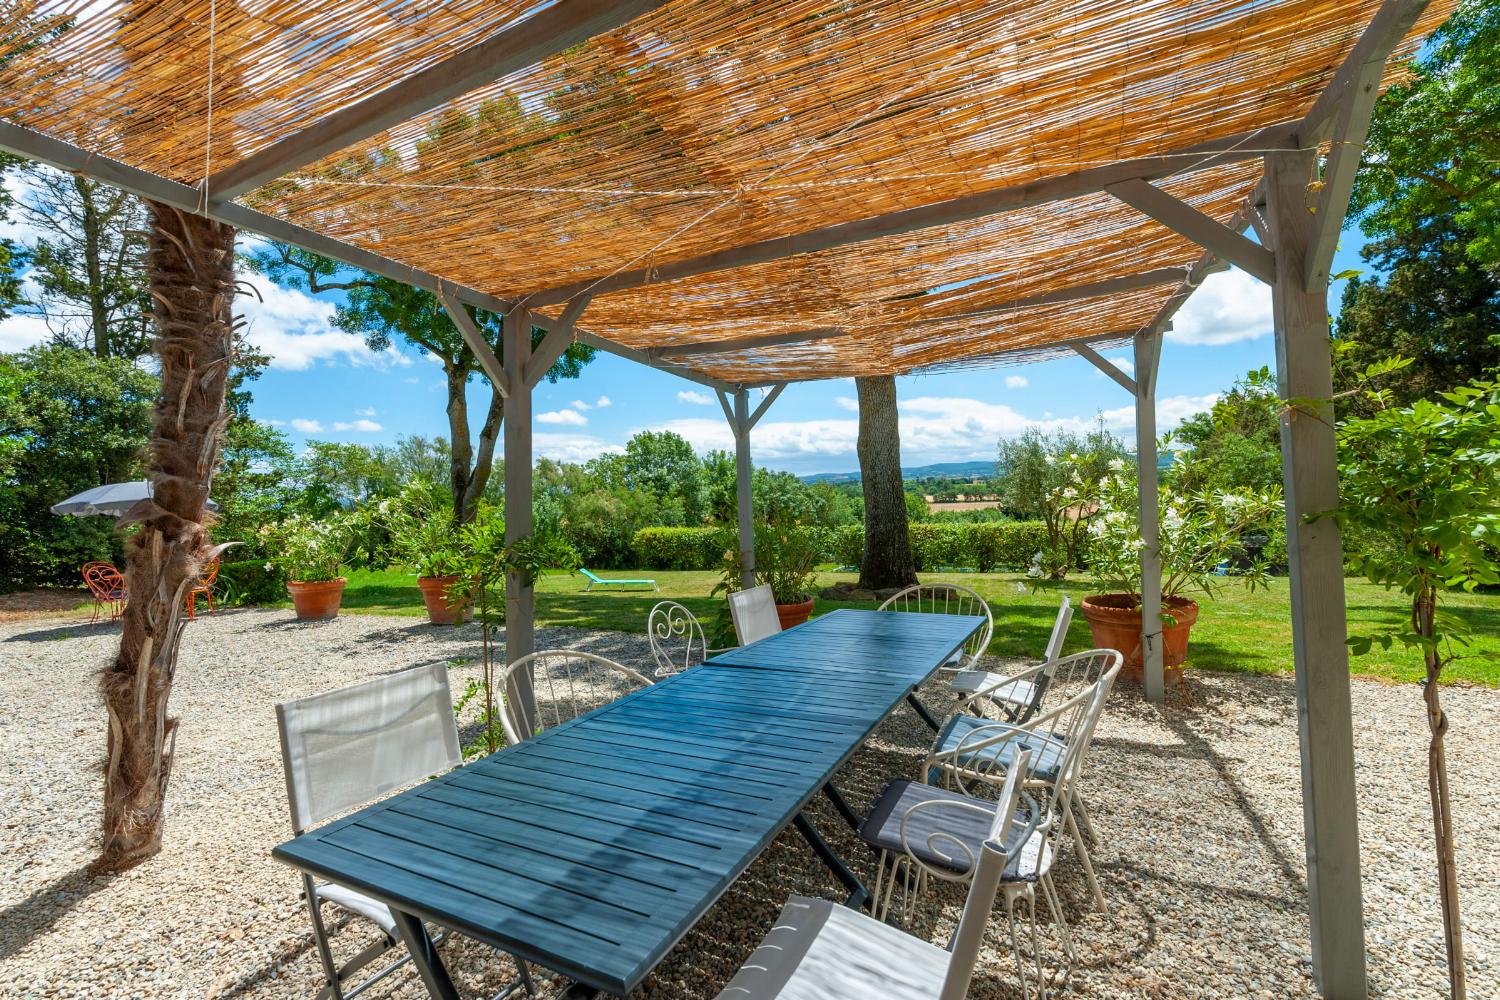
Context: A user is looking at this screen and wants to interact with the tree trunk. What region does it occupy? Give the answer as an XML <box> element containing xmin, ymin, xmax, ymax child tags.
<box><xmin>97</xmin><ymin>203</ymin><xmax>234</xmax><ymax>872</ymax></box>
<box><xmin>1416</xmin><ymin>585</ymin><xmax>1466</xmax><ymax>999</ymax></box>
<box><xmin>76</xmin><ymin>177</ymin><xmax>110</xmax><ymax>358</ymax></box>
<box><xmin>460</xmin><ymin>383</ymin><xmax>505</xmax><ymax>524</ymax></box>
<box><xmin>444</xmin><ymin>360</ymin><xmax>474</xmax><ymax>523</ymax></box>
<box><xmin>855</xmin><ymin>375</ymin><xmax>916</xmax><ymax>591</ymax></box>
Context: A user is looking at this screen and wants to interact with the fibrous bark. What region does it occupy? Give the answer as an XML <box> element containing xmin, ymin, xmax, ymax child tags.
<box><xmin>855</xmin><ymin>374</ymin><xmax>917</xmax><ymax>591</ymax></box>
<box><xmin>97</xmin><ymin>202</ymin><xmax>235</xmax><ymax>871</ymax></box>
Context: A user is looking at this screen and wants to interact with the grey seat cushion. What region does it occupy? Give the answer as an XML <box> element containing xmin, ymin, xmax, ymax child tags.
<box><xmin>858</xmin><ymin>779</ymin><xmax>1045</xmax><ymax>882</ymax></box>
<box><xmin>929</xmin><ymin>713</ymin><xmax>1066</xmax><ymax>785</ymax></box>
<box><xmin>316</xmin><ymin>882</ymin><xmax>398</xmax><ymax>937</ymax></box>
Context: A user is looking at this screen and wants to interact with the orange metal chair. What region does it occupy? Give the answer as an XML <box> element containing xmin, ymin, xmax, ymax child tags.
<box><xmin>187</xmin><ymin>559</ymin><xmax>220</xmax><ymax>619</ymax></box>
<box><xmin>82</xmin><ymin>561</ymin><xmax>126</xmax><ymax>624</ymax></box>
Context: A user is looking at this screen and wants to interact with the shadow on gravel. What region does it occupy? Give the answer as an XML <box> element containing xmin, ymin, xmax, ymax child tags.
<box><xmin>0</xmin><ymin>865</ymin><xmax>117</xmax><ymax>960</ymax></box>
<box><xmin>3</xmin><ymin>620</ymin><xmax>118</xmax><ymax>643</ymax></box>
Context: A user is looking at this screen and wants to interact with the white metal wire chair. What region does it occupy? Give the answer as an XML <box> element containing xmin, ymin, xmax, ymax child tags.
<box><xmin>877</xmin><ymin>583</ymin><xmax>994</xmax><ymax>671</ymax></box>
<box><xmin>727</xmin><ymin>583</ymin><xmax>782</xmax><ymax>646</ymax></box>
<box><xmin>716</xmin><ymin>751</ymin><xmax>1032</xmax><ymax>1000</ymax></box>
<box><xmin>275</xmin><ymin>662</ymin><xmax>534</xmax><ymax>1000</ymax></box>
<box><xmin>499</xmin><ymin>649</ymin><xmax>653</xmax><ymax>743</ymax></box>
<box><xmin>949</xmin><ymin>596</ymin><xmax>1073</xmax><ymax>712</ymax></box>
<box><xmin>953</xmin><ymin>646</ymin><xmax>1117</xmax><ymax>726</ymax></box>
<box><xmin>646</xmin><ymin>601</ymin><xmax>726</xmax><ymax>677</ymax></box>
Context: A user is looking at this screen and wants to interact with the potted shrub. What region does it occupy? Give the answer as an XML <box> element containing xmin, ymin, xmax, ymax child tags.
<box><xmin>259</xmin><ymin>514</ymin><xmax>353</xmax><ymax>620</ymax></box>
<box><xmin>382</xmin><ymin>492</ymin><xmax>472</xmax><ymax>625</ymax></box>
<box><xmin>1078</xmin><ymin>457</ymin><xmax>1281</xmax><ymax>684</ymax></box>
<box><xmin>716</xmin><ymin>514</ymin><xmax>821</xmax><ymax>630</ymax></box>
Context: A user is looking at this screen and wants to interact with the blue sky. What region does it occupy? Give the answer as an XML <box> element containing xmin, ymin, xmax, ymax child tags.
<box><xmin>1</xmin><ymin>178</ymin><xmax>1370</xmax><ymax>476</ymax></box>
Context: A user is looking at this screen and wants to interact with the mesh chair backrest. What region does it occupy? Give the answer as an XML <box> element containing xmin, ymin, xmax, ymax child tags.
<box><xmin>940</xmin><ymin>748</ymin><xmax>1032</xmax><ymax>1000</ymax></box>
<box><xmin>728</xmin><ymin>584</ymin><xmax>781</xmax><ymax>645</ymax></box>
<box><xmin>276</xmin><ymin>661</ymin><xmax>461</xmax><ymax>833</ymax></box>
<box><xmin>1043</xmin><ymin>596</ymin><xmax>1073</xmax><ymax>662</ymax></box>
<box><xmin>878</xmin><ymin>584</ymin><xmax>994</xmax><ymax>661</ymax></box>
<box><xmin>501</xmin><ymin>650</ymin><xmax>653</xmax><ymax>743</ymax></box>
<box><xmin>647</xmin><ymin>601</ymin><xmax>707</xmax><ymax>677</ymax></box>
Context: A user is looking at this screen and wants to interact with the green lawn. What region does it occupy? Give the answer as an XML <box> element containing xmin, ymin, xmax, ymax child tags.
<box><xmin>323</xmin><ymin>567</ymin><xmax>1500</xmax><ymax>687</ymax></box>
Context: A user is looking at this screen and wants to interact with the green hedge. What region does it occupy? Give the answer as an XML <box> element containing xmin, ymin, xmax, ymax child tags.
<box><xmin>827</xmin><ymin>521</ymin><xmax>1050</xmax><ymax>573</ymax></box>
<box><xmin>218</xmin><ymin>559</ymin><xmax>289</xmax><ymax>606</ymax></box>
<box><xmin>632</xmin><ymin>527</ymin><xmax>727</xmax><ymax>570</ymax></box>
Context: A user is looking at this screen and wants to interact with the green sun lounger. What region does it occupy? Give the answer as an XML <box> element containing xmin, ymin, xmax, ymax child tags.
<box><xmin>579</xmin><ymin>568</ymin><xmax>659</xmax><ymax>592</ymax></box>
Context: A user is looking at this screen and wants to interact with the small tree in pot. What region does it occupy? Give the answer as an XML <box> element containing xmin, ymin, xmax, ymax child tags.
<box><xmin>714</xmin><ymin>513</ymin><xmax>822</xmax><ymax>632</ymax></box>
<box><xmin>1081</xmin><ymin>457</ymin><xmax>1282</xmax><ymax>684</ymax></box>
<box><xmin>380</xmin><ymin>486</ymin><xmax>471</xmax><ymax>625</ymax></box>
<box><xmin>259</xmin><ymin>513</ymin><xmax>354</xmax><ymax>620</ymax></box>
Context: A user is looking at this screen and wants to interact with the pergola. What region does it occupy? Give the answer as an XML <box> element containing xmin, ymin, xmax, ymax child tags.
<box><xmin>0</xmin><ymin>1</ymin><xmax>1455</xmax><ymax>995</ymax></box>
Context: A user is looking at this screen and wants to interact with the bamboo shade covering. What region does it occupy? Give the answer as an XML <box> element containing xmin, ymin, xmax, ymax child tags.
<box><xmin>0</xmin><ymin>0</ymin><xmax>1455</xmax><ymax>381</ymax></box>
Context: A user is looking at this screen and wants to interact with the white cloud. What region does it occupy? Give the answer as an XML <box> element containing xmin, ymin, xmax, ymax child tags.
<box><xmin>1168</xmin><ymin>268</ymin><xmax>1272</xmax><ymax>346</ymax></box>
<box><xmin>1003</xmin><ymin>375</ymin><xmax>1029</xmax><ymax>389</ymax></box>
<box><xmin>1097</xmin><ymin>393</ymin><xmax>1220</xmax><ymax>431</ymax></box>
<box><xmin>537</xmin><ymin>408</ymin><xmax>588</xmax><ymax>426</ymax></box>
<box><xmin>0</xmin><ymin>311</ymin><xmax>52</xmax><ymax>352</ymax></box>
<box><xmin>569</xmin><ymin>399</ymin><xmax>591</xmax><ymax>411</ymax></box>
<box><xmin>595</xmin><ymin>395</ymin><xmax>612</xmax><ymax>408</ymax></box>
<box><xmin>238</xmin><ymin>278</ymin><xmax>413</xmax><ymax>371</ymax></box>
<box><xmin>677</xmin><ymin>390</ymin><xmax>713</xmax><ymax>406</ymax></box>
<box><xmin>356</xmin><ymin>406</ymin><xmax>377</xmax><ymax>417</ymax></box>
<box><xmin>333</xmin><ymin>418</ymin><xmax>382</xmax><ymax>432</ymax></box>
<box><xmin>290</xmin><ymin>418</ymin><xmax>324</xmax><ymax>433</ymax></box>
<box><xmin>1110</xmin><ymin>356</ymin><xmax>1134</xmax><ymax>376</ymax></box>
<box><xmin>262</xmin><ymin>418</ymin><xmax>286</xmax><ymax>427</ymax></box>
<box><xmin>535</xmin><ymin>433</ymin><xmax>625</xmax><ymax>463</ymax></box>
<box><xmin>404</xmin><ymin>376</ymin><xmax>421</xmax><ymax>384</ymax></box>
<box><xmin>835</xmin><ymin>396</ymin><xmax>860</xmax><ymax>411</ymax></box>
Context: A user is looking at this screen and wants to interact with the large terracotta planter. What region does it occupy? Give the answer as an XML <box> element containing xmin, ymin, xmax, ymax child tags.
<box><xmin>775</xmin><ymin>597</ymin><xmax>815</xmax><ymax>631</ymax></box>
<box><xmin>417</xmin><ymin>574</ymin><xmax>469</xmax><ymax>625</ymax></box>
<box><xmin>1079</xmin><ymin>593</ymin><xmax>1200</xmax><ymax>686</ymax></box>
<box><xmin>287</xmin><ymin>577</ymin><xmax>346</xmax><ymax>620</ymax></box>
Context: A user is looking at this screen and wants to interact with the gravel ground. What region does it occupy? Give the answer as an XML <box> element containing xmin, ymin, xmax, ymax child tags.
<box><xmin>0</xmin><ymin>608</ymin><xmax>1495</xmax><ymax>999</ymax></box>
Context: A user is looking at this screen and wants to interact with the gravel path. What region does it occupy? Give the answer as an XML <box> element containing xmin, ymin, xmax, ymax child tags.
<box><xmin>1</xmin><ymin>608</ymin><xmax>1494</xmax><ymax>999</ymax></box>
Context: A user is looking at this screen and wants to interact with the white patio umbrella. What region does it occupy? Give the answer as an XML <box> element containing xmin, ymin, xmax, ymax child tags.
<box><xmin>50</xmin><ymin>480</ymin><xmax>219</xmax><ymax>518</ymax></box>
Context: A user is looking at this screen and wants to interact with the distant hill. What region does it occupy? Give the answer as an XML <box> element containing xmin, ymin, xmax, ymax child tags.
<box><xmin>802</xmin><ymin>460</ymin><xmax>996</xmax><ymax>484</ymax></box>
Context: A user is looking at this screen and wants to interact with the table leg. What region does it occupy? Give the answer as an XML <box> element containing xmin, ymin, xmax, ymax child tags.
<box><xmin>906</xmin><ymin>691</ymin><xmax>942</xmax><ymax>732</ymax></box>
<box><xmin>821</xmin><ymin>783</ymin><xmax>861</xmax><ymax>833</ymax></box>
<box><xmin>792</xmin><ymin>813</ymin><xmax>870</xmax><ymax>911</ymax></box>
<box><xmin>390</xmin><ymin>908</ymin><xmax>461</xmax><ymax>1000</ymax></box>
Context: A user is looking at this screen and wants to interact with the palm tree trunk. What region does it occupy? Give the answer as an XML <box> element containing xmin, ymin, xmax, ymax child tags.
<box><xmin>97</xmin><ymin>203</ymin><xmax>234</xmax><ymax>872</ymax></box>
<box><xmin>855</xmin><ymin>375</ymin><xmax>917</xmax><ymax>591</ymax></box>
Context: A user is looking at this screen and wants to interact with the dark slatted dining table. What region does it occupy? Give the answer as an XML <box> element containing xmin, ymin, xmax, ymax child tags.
<box><xmin>273</xmin><ymin>608</ymin><xmax>984</xmax><ymax>998</ymax></box>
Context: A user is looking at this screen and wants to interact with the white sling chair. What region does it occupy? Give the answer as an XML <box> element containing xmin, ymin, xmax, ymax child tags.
<box><xmin>727</xmin><ymin>583</ymin><xmax>782</xmax><ymax>646</ymax></box>
<box><xmin>949</xmin><ymin>596</ymin><xmax>1073</xmax><ymax>720</ymax></box>
<box><xmin>276</xmin><ymin>663</ymin><xmax>533</xmax><ymax>1000</ymax></box>
<box><xmin>715</xmin><ymin>750</ymin><xmax>1033</xmax><ymax>1000</ymax></box>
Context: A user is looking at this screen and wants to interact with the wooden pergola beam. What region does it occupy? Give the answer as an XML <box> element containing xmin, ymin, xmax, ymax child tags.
<box><xmin>1302</xmin><ymin>0</ymin><xmax>1436</xmax><ymax>141</ymax></box>
<box><xmin>653</xmin><ymin>328</ymin><xmax>845</xmax><ymax>359</ymax></box>
<box><xmin>520</xmin><ymin>122</ymin><xmax>1300</xmax><ymax>307</ymax></box>
<box><xmin>204</xmin><ymin>0</ymin><xmax>672</xmax><ymax>202</ymax></box>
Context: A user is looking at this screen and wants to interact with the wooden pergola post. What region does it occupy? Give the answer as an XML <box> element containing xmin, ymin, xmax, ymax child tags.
<box><xmin>502</xmin><ymin>305</ymin><xmax>538</xmax><ymax>734</ymax></box>
<box><xmin>1265</xmin><ymin>147</ymin><xmax>1368</xmax><ymax>999</ymax></box>
<box><xmin>718</xmin><ymin>385</ymin><xmax>786</xmax><ymax>591</ymax></box>
<box><xmin>1132</xmin><ymin>329</ymin><xmax>1165</xmax><ymax>703</ymax></box>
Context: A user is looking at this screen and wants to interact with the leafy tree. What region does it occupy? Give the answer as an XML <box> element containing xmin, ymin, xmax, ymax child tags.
<box><xmin>253</xmin><ymin>247</ymin><xmax>592</xmax><ymax>523</ymax></box>
<box><xmin>1348</xmin><ymin>0</ymin><xmax>1500</xmax><ymax>272</ymax></box>
<box><xmin>0</xmin><ymin>152</ymin><xmax>24</xmax><ymax>319</ymax></box>
<box><xmin>211</xmin><ymin>419</ymin><xmax>298</xmax><ymax>562</ymax></box>
<box><xmin>0</xmin><ymin>344</ymin><xmax>155</xmax><ymax>587</ymax></box>
<box><xmin>1170</xmin><ymin>367</ymin><xmax>1284</xmax><ymax>496</ymax></box>
<box><xmin>1334</xmin><ymin>215</ymin><xmax>1499</xmax><ymax>412</ymax></box>
<box><xmin>17</xmin><ymin>164</ymin><xmax>152</xmax><ymax>358</ymax></box>
<box><xmin>618</xmin><ymin>430</ymin><xmax>707</xmax><ymax>524</ymax></box>
<box><xmin>995</xmin><ymin>420</ymin><xmax>1128</xmax><ymax>519</ymax></box>
<box><xmin>1327</xmin><ymin>363</ymin><xmax>1500</xmax><ymax>1000</ymax></box>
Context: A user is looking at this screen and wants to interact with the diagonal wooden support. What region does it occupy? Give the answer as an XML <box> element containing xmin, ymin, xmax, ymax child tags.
<box><xmin>204</xmin><ymin>0</ymin><xmax>673</xmax><ymax>201</ymax></box>
<box><xmin>1071</xmin><ymin>340</ymin><xmax>1137</xmax><ymax>395</ymax></box>
<box><xmin>524</xmin><ymin>295</ymin><xmax>592</xmax><ymax>388</ymax></box>
<box><xmin>1107</xmin><ymin>178</ymin><xmax>1276</xmax><ymax>284</ymax></box>
<box><xmin>746</xmin><ymin>385</ymin><xmax>785</xmax><ymax>430</ymax></box>
<box><xmin>1302</xmin><ymin>0</ymin><xmax>1435</xmax><ymax>141</ymax></box>
<box><xmin>438</xmin><ymin>287</ymin><xmax>508</xmax><ymax>398</ymax></box>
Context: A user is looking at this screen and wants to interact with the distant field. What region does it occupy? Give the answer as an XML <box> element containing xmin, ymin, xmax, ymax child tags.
<box><xmin>926</xmin><ymin>500</ymin><xmax>1002</xmax><ymax>512</ymax></box>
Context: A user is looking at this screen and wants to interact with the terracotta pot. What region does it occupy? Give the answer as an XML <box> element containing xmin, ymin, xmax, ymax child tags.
<box><xmin>417</xmin><ymin>574</ymin><xmax>469</xmax><ymax>625</ymax></box>
<box><xmin>1078</xmin><ymin>593</ymin><xmax>1200</xmax><ymax>686</ymax></box>
<box><xmin>775</xmin><ymin>597</ymin><xmax>815</xmax><ymax>630</ymax></box>
<box><xmin>286</xmin><ymin>577</ymin><xmax>346</xmax><ymax>620</ymax></box>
